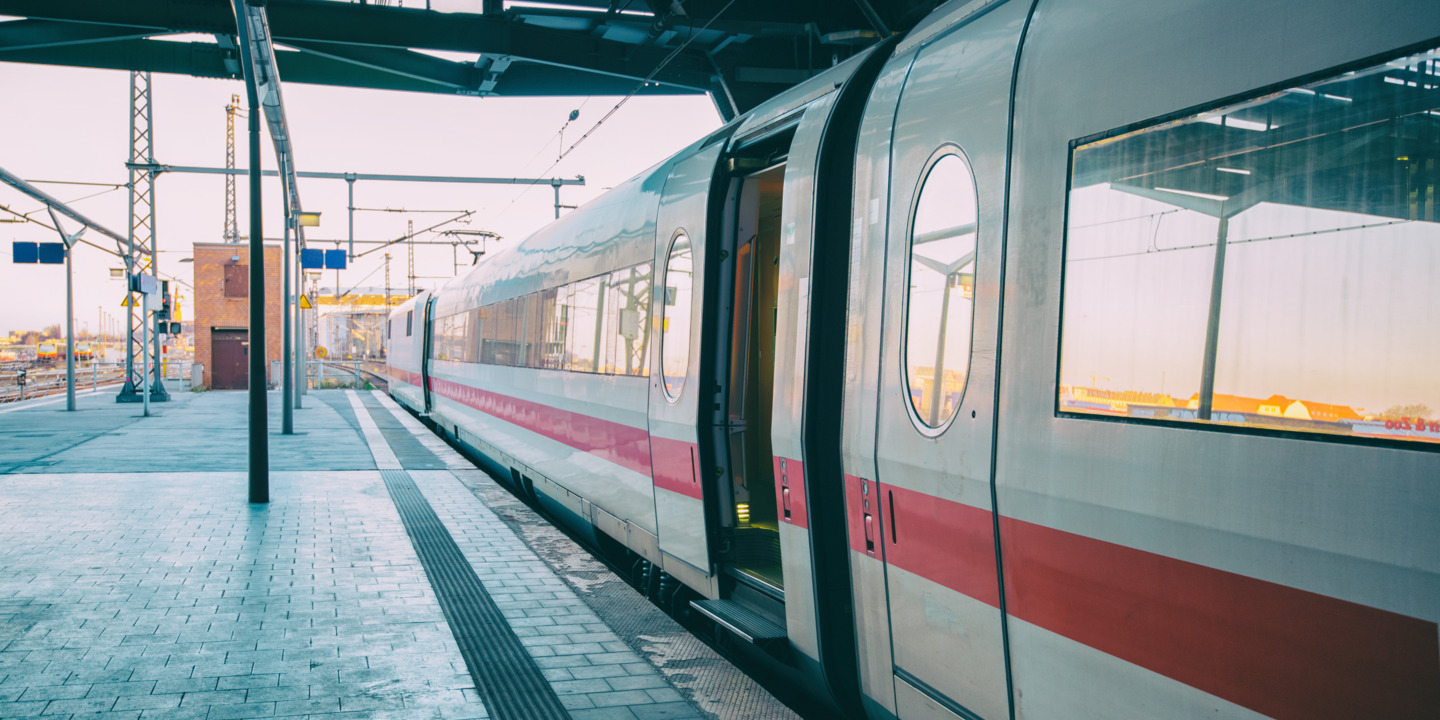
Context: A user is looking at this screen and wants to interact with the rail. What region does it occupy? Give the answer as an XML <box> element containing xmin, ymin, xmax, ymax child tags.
<box><xmin>306</xmin><ymin>359</ymin><xmax>389</xmax><ymax>391</ymax></box>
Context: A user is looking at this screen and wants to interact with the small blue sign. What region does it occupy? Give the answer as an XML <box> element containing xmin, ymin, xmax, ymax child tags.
<box><xmin>12</xmin><ymin>242</ymin><xmax>38</xmax><ymax>264</ymax></box>
<box><xmin>300</xmin><ymin>248</ymin><xmax>324</xmax><ymax>269</ymax></box>
<box><xmin>324</xmin><ymin>249</ymin><xmax>347</xmax><ymax>270</ymax></box>
<box><xmin>37</xmin><ymin>243</ymin><xmax>66</xmax><ymax>265</ymax></box>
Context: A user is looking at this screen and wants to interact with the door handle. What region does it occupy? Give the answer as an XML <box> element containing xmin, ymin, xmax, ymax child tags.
<box><xmin>861</xmin><ymin>477</ymin><xmax>877</xmax><ymax>557</ymax></box>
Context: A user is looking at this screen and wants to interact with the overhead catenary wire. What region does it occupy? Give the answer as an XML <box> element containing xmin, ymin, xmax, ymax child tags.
<box><xmin>552</xmin><ymin>0</ymin><xmax>737</xmax><ymax>161</ymax></box>
<box><xmin>25</xmin><ymin>180</ymin><xmax>127</xmax><ymax>188</ymax></box>
<box><xmin>489</xmin><ymin>0</ymin><xmax>738</xmax><ymax>224</ymax></box>
<box><xmin>332</xmin><ymin>260</ymin><xmax>391</xmax><ymax>300</ymax></box>
<box><xmin>353</xmin><ymin>207</ymin><xmax>475</xmax><ymax>214</ymax></box>
<box><xmin>351</xmin><ymin>210</ymin><xmax>475</xmax><ymax>259</ymax></box>
<box><xmin>59</xmin><ymin>185</ymin><xmax>125</xmax><ymax>207</ymax></box>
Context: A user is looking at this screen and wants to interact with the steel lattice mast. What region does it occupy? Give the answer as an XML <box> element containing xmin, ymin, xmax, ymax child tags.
<box><xmin>225</xmin><ymin>94</ymin><xmax>241</xmax><ymax>243</ymax></box>
<box><xmin>118</xmin><ymin>70</ymin><xmax>167</xmax><ymax>402</ymax></box>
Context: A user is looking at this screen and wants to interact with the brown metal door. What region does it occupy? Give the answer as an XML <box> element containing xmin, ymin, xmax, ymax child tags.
<box><xmin>212</xmin><ymin>329</ymin><xmax>248</xmax><ymax>390</ymax></box>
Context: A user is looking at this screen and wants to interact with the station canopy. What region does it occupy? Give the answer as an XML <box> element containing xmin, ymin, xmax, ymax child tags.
<box><xmin>0</xmin><ymin>0</ymin><xmax>942</xmax><ymax>120</ymax></box>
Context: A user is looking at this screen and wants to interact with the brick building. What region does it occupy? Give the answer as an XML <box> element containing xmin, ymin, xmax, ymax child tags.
<box><xmin>192</xmin><ymin>242</ymin><xmax>283</xmax><ymax>389</ymax></box>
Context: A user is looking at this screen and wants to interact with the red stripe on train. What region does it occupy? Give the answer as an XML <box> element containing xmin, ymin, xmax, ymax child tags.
<box><xmin>847</xmin><ymin>480</ymin><xmax>1440</xmax><ymax>718</ymax></box>
<box><xmin>884</xmin><ymin>484</ymin><xmax>1000</xmax><ymax>606</ymax></box>
<box><xmin>651</xmin><ymin>436</ymin><xmax>703</xmax><ymax>500</ymax></box>
<box><xmin>429</xmin><ymin>376</ymin><xmax>654</xmax><ymax>478</ymax></box>
<box><xmin>386</xmin><ymin>365</ymin><xmax>422</xmax><ymax>388</ymax></box>
<box><xmin>1001</xmin><ymin>515</ymin><xmax>1440</xmax><ymax>720</ymax></box>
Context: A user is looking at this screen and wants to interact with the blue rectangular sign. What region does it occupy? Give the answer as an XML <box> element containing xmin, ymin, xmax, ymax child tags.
<box><xmin>300</xmin><ymin>248</ymin><xmax>324</xmax><ymax>269</ymax></box>
<box><xmin>324</xmin><ymin>249</ymin><xmax>347</xmax><ymax>270</ymax></box>
<box><xmin>12</xmin><ymin>242</ymin><xmax>38</xmax><ymax>263</ymax></box>
<box><xmin>37</xmin><ymin>243</ymin><xmax>65</xmax><ymax>265</ymax></box>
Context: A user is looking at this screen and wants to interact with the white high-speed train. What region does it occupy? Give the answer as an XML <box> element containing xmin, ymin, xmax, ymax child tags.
<box><xmin>388</xmin><ymin>0</ymin><xmax>1440</xmax><ymax>717</ymax></box>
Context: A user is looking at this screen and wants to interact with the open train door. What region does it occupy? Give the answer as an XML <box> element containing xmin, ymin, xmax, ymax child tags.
<box><xmin>844</xmin><ymin>2</ymin><xmax>1034</xmax><ymax>719</ymax></box>
<box><xmin>647</xmin><ymin>139</ymin><xmax>728</xmax><ymax>597</ymax></box>
<box><xmin>420</xmin><ymin>292</ymin><xmax>436</xmax><ymax>414</ymax></box>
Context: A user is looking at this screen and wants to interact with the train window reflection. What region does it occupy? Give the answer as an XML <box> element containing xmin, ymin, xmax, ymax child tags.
<box><xmin>566</xmin><ymin>277</ymin><xmax>604</xmax><ymax>373</ymax></box>
<box><xmin>905</xmin><ymin>151</ymin><xmax>978</xmax><ymax>429</ymax></box>
<box><xmin>432</xmin><ymin>310</ymin><xmax>478</xmax><ymax>363</ymax></box>
<box><xmin>662</xmin><ymin>232</ymin><xmax>694</xmax><ymax>399</ymax></box>
<box><xmin>535</xmin><ymin>287</ymin><xmax>562</xmax><ymax>369</ymax></box>
<box><xmin>469</xmin><ymin>262</ymin><xmax>652</xmax><ymax>375</ymax></box>
<box><xmin>604</xmin><ymin>264</ymin><xmax>652</xmax><ymax>376</ymax></box>
<box><xmin>1060</xmin><ymin>46</ymin><xmax>1440</xmax><ymax>445</ymax></box>
<box><xmin>482</xmin><ymin>297</ymin><xmax>525</xmax><ymax>366</ymax></box>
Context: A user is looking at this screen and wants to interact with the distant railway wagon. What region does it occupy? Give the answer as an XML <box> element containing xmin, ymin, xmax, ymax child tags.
<box><xmin>35</xmin><ymin>342</ymin><xmax>59</xmax><ymax>364</ymax></box>
<box><xmin>389</xmin><ymin>1</ymin><xmax>1440</xmax><ymax>718</ymax></box>
<box><xmin>32</xmin><ymin>341</ymin><xmax>93</xmax><ymax>364</ymax></box>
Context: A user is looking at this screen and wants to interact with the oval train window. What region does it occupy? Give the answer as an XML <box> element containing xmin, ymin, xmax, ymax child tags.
<box><xmin>905</xmin><ymin>151</ymin><xmax>979</xmax><ymax>429</ymax></box>
<box><xmin>661</xmin><ymin>231</ymin><xmax>694</xmax><ymax>400</ymax></box>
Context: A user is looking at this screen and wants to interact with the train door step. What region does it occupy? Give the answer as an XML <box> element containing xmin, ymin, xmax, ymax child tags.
<box><xmin>691</xmin><ymin>598</ymin><xmax>788</xmax><ymax>653</ymax></box>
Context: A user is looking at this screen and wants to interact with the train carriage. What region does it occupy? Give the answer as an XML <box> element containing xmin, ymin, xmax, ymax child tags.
<box><xmin>389</xmin><ymin>0</ymin><xmax>1440</xmax><ymax>717</ymax></box>
<box><xmin>386</xmin><ymin>290</ymin><xmax>431</xmax><ymax>413</ymax></box>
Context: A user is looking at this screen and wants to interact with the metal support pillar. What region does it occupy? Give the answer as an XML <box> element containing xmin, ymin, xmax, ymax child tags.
<box><xmin>1197</xmin><ymin>213</ymin><xmax>1230</xmax><ymax>422</ymax></box>
<box><xmin>234</xmin><ymin>0</ymin><xmax>269</xmax><ymax>502</ymax></box>
<box><xmin>294</xmin><ymin>230</ymin><xmax>304</xmax><ymax>407</ymax></box>
<box><xmin>66</xmin><ymin>238</ymin><xmax>75</xmax><ymax>411</ymax></box>
<box><xmin>142</xmin><ymin>295</ymin><xmax>150</xmax><ymax>417</ymax></box>
<box><xmin>302</xmin><ymin>280</ymin><xmax>315</xmax><ymax>396</ymax></box>
<box><xmin>346</xmin><ymin>174</ymin><xmax>356</xmax><ymax>258</ymax></box>
<box><xmin>282</xmin><ymin>194</ymin><xmax>294</xmax><ymax>434</ymax></box>
<box><xmin>45</xmin><ymin>208</ymin><xmax>87</xmax><ymax>411</ymax></box>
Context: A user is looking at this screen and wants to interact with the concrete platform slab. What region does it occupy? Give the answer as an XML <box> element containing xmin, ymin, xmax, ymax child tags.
<box><xmin>0</xmin><ymin>389</ymin><xmax>798</xmax><ymax>720</ymax></box>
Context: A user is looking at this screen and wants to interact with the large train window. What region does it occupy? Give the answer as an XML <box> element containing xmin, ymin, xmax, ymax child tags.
<box><xmin>904</xmin><ymin>150</ymin><xmax>979</xmax><ymax>430</ymax></box>
<box><xmin>565</xmin><ymin>276</ymin><xmax>604</xmax><ymax>373</ymax></box>
<box><xmin>1059</xmin><ymin>46</ymin><xmax>1440</xmax><ymax>446</ymax></box>
<box><xmin>661</xmin><ymin>231</ymin><xmax>694</xmax><ymax>400</ymax></box>
<box><xmin>534</xmin><ymin>287</ymin><xmax>562</xmax><ymax>369</ymax></box>
<box><xmin>605</xmin><ymin>263</ymin><xmax>652</xmax><ymax>376</ymax></box>
<box><xmin>481</xmin><ymin>297</ymin><xmax>525</xmax><ymax>366</ymax></box>
<box><xmin>433</xmin><ymin>311</ymin><xmax>477</xmax><ymax>362</ymax></box>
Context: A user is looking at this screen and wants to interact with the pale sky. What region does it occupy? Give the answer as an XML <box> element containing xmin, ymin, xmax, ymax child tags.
<box><xmin>0</xmin><ymin>53</ymin><xmax>721</xmax><ymax>336</ymax></box>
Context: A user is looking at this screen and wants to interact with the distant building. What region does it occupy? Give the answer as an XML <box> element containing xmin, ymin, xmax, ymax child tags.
<box><xmin>191</xmin><ymin>243</ymin><xmax>283</xmax><ymax>390</ymax></box>
<box><xmin>1186</xmin><ymin>392</ymin><xmax>1360</xmax><ymax>422</ymax></box>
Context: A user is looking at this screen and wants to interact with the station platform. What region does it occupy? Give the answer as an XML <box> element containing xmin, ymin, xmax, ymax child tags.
<box><xmin>0</xmin><ymin>389</ymin><xmax>798</xmax><ymax>720</ymax></box>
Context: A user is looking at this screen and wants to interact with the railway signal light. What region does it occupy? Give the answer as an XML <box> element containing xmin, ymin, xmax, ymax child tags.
<box><xmin>155</xmin><ymin>280</ymin><xmax>172</xmax><ymax>320</ymax></box>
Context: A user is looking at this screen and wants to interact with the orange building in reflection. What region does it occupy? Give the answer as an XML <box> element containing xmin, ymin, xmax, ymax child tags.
<box><xmin>1185</xmin><ymin>393</ymin><xmax>1361</xmax><ymax>422</ymax></box>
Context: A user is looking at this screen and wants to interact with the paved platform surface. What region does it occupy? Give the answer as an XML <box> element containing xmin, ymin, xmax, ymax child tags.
<box><xmin>0</xmin><ymin>389</ymin><xmax>798</xmax><ymax>720</ymax></box>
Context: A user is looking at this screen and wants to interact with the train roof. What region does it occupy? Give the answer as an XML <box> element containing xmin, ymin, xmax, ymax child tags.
<box><xmin>430</xmin><ymin>43</ymin><xmax>882</xmax><ymax>318</ymax></box>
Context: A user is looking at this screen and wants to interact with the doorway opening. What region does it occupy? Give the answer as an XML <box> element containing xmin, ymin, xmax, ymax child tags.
<box><xmin>721</xmin><ymin>162</ymin><xmax>785</xmax><ymax>595</ymax></box>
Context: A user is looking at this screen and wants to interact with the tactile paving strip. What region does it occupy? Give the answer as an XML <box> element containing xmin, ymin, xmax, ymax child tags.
<box><xmin>381</xmin><ymin>468</ymin><xmax>571</xmax><ymax>720</ymax></box>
